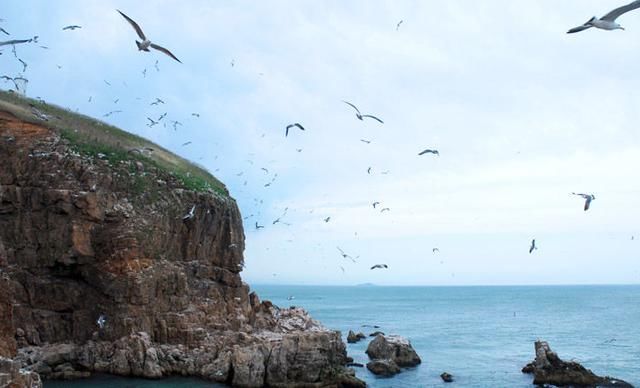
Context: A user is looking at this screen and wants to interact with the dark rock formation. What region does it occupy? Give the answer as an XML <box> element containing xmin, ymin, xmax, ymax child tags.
<box><xmin>366</xmin><ymin>334</ymin><xmax>421</xmax><ymax>367</ymax></box>
<box><xmin>366</xmin><ymin>359</ymin><xmax>400</xmax><ymax>377</ymax></box>
<box><xmin>0</xmin><ymin>96</ymin><xmax>363</xmax><ymax>387</ymax></box>
<box><xmin>346</xmin><ymin>330</ymin><xmax>365</xmax><ymax>344</ymax></box>
<box><xmin>522</xmin><ymin>341</ymin><xmax>633</xmax><ymax>387</ymax></box>
<box><xmin>440</xmin><ymin>372</ymin><xmax>453</xmax><ymax>382</ymax></box>
<box><xmin>368</xmin><ymin>331</ymin><xmax>384</xmax><ymax>337</ymax></box>
<box><xmin>346</xmin><ymin>362</ymin><xmax>364</xmax><ymax>368</ymax></box>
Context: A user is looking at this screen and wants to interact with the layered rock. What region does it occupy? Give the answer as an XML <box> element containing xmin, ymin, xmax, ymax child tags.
<box><xmin>346</xmin><ymin>330</ymin><xmax>365</xmax><ymax>344</ymax></box>
<box><xmin>365</xmin><ymin>334</ymin><xmax>420</xmax><ymax>377</ymax></box>
<box><xmin>0</xmin><ymin>357</ymin><xmax>42</xmax><ymax>388</ymax></box>
<box><xmin>0</xmin><ymin>97</ymin><xmax>362</xmax><ymax>387</ymax></box>
<box><xmin>522</xmin><ymin>341</ymin><xmax>633</xmax><ymax>387</ymax></box>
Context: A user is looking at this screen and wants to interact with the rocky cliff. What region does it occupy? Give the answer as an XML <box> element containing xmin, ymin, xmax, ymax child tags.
<box><xmin>0</xmin><ymin>91</ymin><xmax>363</xmax><ymax>387</ymax></box>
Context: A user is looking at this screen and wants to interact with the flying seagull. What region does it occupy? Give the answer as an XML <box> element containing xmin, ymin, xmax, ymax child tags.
<box><xmin>372</xmin><ymin>201</ymin><xmax>380</xmax><ymax>208</ymax></box>
<box><xmin>255</xmin><ymin>222</ymin><xmax>264</xmax><ymax>229</ymax></box>
<box><xmin>337</xmin><ymin>247</ymin><xmax>358</xmax><ymax>263</ymax></box>
<box><xmin>396</xmin><ymin>20</ymin><xmax>403</xmax><ymax>31</ymax></box>
<box><xmin>433</xmin><ymin>248</ymin><xmax>439</xmax><ymax>254</ymax></box>
<box><xmin>0</xmin><ymin>38</ymin><xmax>34</xmax><ymax>47</ymax></box>
<box><xmin>62</xmin><ymin>25</ymin><xmax>82</xmax><ymax>31</ymax></box>
<box><xmin>0</xmin><ymin>28</ymin><xmax>9</xmax><ymax>36</ymax></box>
<box><xmin>342</xmin><ymin>101</ymin><xmax>384</xmax><ymax>123</ymax></box>
<box><xmin>529</xmin><ymin>239</ymin><xmax>537</xmax><ymax>254</ymax></box>
<box><xmin>571</xmin><ymin>192</ymin><xmax>596</xmax><ymax>211</ymax></box>
<box><xmin>117</xmin><ymin>10</ymin><xmax>182</xmax><ymax>63</ymax></box>
<box><xmin>370</xmin><ymin>264</ymin><xmax>388</xmax><ymax>270</ymax></box>
<box><xmin>324</xmin><ymin>216</ymin><xmax>331</xmax><ymax>223</ymax></box>
<box><xmin>181</xmin><ymin>141</ymin><xmax>192</xmax><ymax>146</ymax></box>
<box><xmin>97</xmin><ymin>314</ymin><xmax>106</xmax><ymax>330</ymax></box>
<box><xmin>567</xmin><ymin>0</ymin><xmax>640</xmax><ymax>33</ymax></box>
<box><xmin>286</xmin><ymin>123</ymin><xmax>305</xmax><ymax>137</ymax></box>
<box><xmin>419</xmin><ymin>149</ymin><xmax>439</xmax><ymax>156</ymax></box>
<box><xmin>182</xmin><ymin>205</ymin><xmax>195</xmax><ymax>220</ymax></box>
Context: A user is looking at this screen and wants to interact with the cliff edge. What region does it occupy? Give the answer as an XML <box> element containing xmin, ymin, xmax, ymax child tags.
<box><xmin>0</xmin><ymin>91</ymin><xmax>363</xmax><ymax>387</ymax></box>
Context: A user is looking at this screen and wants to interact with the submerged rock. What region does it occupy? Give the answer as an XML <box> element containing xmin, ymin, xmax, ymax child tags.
<box><xmin>440</xmin><ymin>372</ymin><xmax>454</xmax><ymax>382</ymax></box>
<box><xmin>366</xmin><ymin>334</ymin><xmax>421</xmax><ymax>367</ymax></box>
<box><xmin>522</xmin><ymin>341</ymin><xmax>634</xmax><ymax>387</ymax></box>
<box><xmin>366</xmin><ymin>359</ymin><xmax>400</xmax><ymax>377</ymax></box>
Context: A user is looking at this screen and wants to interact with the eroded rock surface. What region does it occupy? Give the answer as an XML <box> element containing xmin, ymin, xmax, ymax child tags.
<box><xmin>522</xmin><ymin>341</ymin><xmax>633</xmax><ymax>387</ymax></box>
<box><xmin>0</xmin><ymin>104</ymin><xmax>361</xmax><ymax>387</ymax></box>
<box><xmin>366</xmin><ymin>334</ymin><xmax>421</xmax><ymax>367</ymax></box>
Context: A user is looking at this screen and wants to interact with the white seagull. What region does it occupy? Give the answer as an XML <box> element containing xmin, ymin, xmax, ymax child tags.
<box><xmin>567</xmin><ymin>0</ymin><xmax>640</xmax><ymax>33</ymax></box>
<box><xmin>342</xmin><ymin>101</ymin><xmax>384</xmax><ymax>124</ymax></box>
<box><xmin>117</xmin><ymin>10</ymin><xmax>181</xmax><ymax>63</ymax></box>
<box><xmin>571</xmin><ymin>192</ymin><xmax>595</xmax><ymax>211</ymax></box>
<box><xmin>97</xmin><ymin>314</ymin><xmax>106</xmax><ymax>330</ymax></box>
<box><xmin>182</xmin><ymin>205</ymin><xmax>196</xmax><ymax>220</ymax></box>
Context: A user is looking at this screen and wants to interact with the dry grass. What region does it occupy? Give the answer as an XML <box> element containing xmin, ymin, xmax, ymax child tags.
<box><xmin>0</xmin><ymin>89</ymin><xmax>227</xmax><ymax>195</ymax></box>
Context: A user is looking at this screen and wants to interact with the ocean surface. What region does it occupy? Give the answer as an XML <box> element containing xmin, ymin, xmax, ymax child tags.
<box><xmin>45</xmin><ymin>285</ymin><xmax>640</xmax><ymax>387</ymax></box>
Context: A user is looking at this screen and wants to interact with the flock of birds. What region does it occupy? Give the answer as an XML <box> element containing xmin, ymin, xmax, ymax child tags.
<box><xmin>2</xmin><ymin>1</ymin><xmax>640</xmax><ymax>330</ymax></box>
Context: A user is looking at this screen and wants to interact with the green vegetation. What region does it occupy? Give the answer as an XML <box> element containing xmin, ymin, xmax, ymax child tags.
<box><xmin>0</xmin><ymin>89</ymin><xmax>228</xmax><ymax>196</ymax></box>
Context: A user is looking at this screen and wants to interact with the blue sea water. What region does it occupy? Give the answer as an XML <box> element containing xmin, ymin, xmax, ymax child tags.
<box><xmin>44</xmin><ymin>285</ymin><xmax>640</xmax><ymax>387</ymax></box>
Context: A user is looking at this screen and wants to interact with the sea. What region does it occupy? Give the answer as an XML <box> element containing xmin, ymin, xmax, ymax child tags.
<box><xmin>45</xmin><ymin>285</ymin><xmax>640</xmax><ymax>388</ymax></box>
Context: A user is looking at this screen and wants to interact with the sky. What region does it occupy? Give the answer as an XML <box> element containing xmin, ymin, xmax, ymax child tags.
<box><xmin>2</xmin><ymin>0</ymin><xmax>640</xmax><ymax>286</ymax></box>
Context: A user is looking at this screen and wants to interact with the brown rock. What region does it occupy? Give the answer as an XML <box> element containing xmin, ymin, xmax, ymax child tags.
<box><xmin>0</xmin><ymin>97</ymin><xmax>363</xmax><ymax>387</ymax></box>
<box><xmin>347</xmin><ymin>330</ymin><xmax>366</xmax><ymax>344</ymax></box>
<box><xmin>0</xmin><ymin>356</ymin><xmax>42</xmax><ymax>388</ymax></box>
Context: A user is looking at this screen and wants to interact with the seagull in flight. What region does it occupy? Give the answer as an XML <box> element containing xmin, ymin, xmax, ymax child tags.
<box><xmin>0</xmin><ymin>27</ymin><xmax>9</xmax><ymax>36</ymax></box>
<box><xmin>372</xmin><ymin>201</ymin><xmax>380</xmax><ymax>209</ymax></box>
<box><xmin>567</xmin><ymin>0</ymin><xmax>640</xmax><ymax>33</ymax></box>
<box><xmin>419</xmin><ymin>149</ymin><xmax>439</xmax><ymax>156</ymax></box>
<box><xmin>97</xmin><ymin>314</ymin><xmax>106</xmax><ymax>330</ymax></box>
<box><xmin>255</xmin><ymin>222</ymin><xmax>264</xmax><ymax>230</ymax></box>
<box><xmin>342</xmin><ymin>101</ymin><xmax>383</xmax><ymax>124</ymax></box>
<box><xmin>433</xmin><ymin>248</ymin><xmax>439</xmax><ymax>254</ymax></box>
<box><xmin>337</xmin><ymin>247</ymin><xmax>358</xmax><ymax>263</ymax></box>
<box><xmin>286</xmin><ymin>123</ymin><xmax>305</xmax><ymax>137</ymax></box>
<box><xmin>0</xmin><ymin>37</ymin><xmax>36</xmax><ymax>47</ymax></box>
<box><xmin>117</xmin><ymin>10</ymin><xmax>182</xmax><ymax>63</ymax></box>
<box><xmin>324</xmin><ymin>216</ymin><xmax>331</xmax><ymax>223</ymax></box>
<box><xmin>62</xmin><ymin>25</ymin><xmax>82</xmax><ymax>31</ymax></box>
<box><xmin>396</xmin><ymin>20</ymin><xmax>403</xmax><ymax>31</ymax></box>
<box><xmin>182</xmin><ymin>205</ymin><xmax>195</xmax><ymax>220</ymax></box>
<box><xmin>571</xmin><ymin>192</ymin><xmax>596</xmax><ymax>211</ymax></box>
<box><xmin>370</xmin><ymin>264</ymin><xmax>388</xmax><ymax>270</ymax></box>
<box><xmin>529</xmin><ymin>239</ymin><xmax>537</xmax><ymax>254</ymax></box>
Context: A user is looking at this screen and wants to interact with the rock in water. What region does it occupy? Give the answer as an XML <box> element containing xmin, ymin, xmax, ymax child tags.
<box><xmin>440</xmin><ymin>372</ymin><xmax>454</xmax><ymax>382</ymax></box>
<box><xmin>522</xmin><ymin>341</ymin><xmax>634</xmax><ymax>387</ymax></box>
<box><xmin>0</xmin><ymin>93</ymin><xmax>364</xmax><ymax>387</ymax></box>
<box><xmin>366</xmin><ymin>359</ymin><xmax>401</xmax><ymax>377</ymax></box>
<box><xmin>366</xmin><ymin>334</ymin><xmax>421</xmax><ymax>367</ymax></box>
<box><xmin>347</xmin><ymin>330</ymin><xmax>366</xmax><ymax>344</ymax></box>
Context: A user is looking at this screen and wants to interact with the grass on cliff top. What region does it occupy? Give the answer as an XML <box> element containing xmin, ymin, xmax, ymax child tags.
<box><xmin>0</xmin><ymin>89</ymin><xmax>228</xmax><ymax>196</ymax></box>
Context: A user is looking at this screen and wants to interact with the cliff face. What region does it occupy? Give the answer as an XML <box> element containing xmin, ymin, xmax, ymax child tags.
<box><xmin>0</xmin><ymin>94</ymin><xmax>362</xmax><ymax>387</ymax></box>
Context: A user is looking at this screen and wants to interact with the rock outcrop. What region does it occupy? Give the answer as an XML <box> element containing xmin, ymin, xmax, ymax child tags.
<box><xmin>0</xmin><ymin>357</ymin><xmax>42</xmax><ymax>388</ymax></box>
<box><xmin>365</xmin><ymin>334</ymin><xmax>421</xmax><ymax>377</ymax></box>
<box><xmin>346</xmin><ymin>330</ymin><xmax>365</xmax><ymax>344</ymax></box>
<box><xmin>0</xmin><ymin>94</ymin><xmax>362</xmax><ymax>387</ymax></box>
<box><xmin>522</xmin><ymin>341</ymin><xmax>633</xmax><ymax>387</ymax></box>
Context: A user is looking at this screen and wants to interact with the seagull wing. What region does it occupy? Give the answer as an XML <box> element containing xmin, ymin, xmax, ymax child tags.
<box><xmin>418</xmin><ymin>149</ymin><xmax>433</xmax><ymax>155</ymax></box>
<box><xmin>342</xmin><ymin>100</ymin><xmax>361</xmax><ymax>115</ymax></box>
<box><xmin>601</xmin><ymin>0</ymin><xmax>640</xmax><ymax>21</ymax></box>
<box><xmin>584</xmin><ymin>197</ymin><xmax>592</xmax><ymax>211</ymax></box>
<box><xmin>294</xmin><ymin>123</ymin><xmax>305</xmax><ymax>131</ymax></box>
<box><xmin>0</xmin><ymin>39</ymin><xmax>31</xmax><ymax>46</ymax></box>
<box><xmin>117</xmin><ymin>10</ymin><xmax>146</xmax><ymax>40</ymax></box>
<box><xmin>285</xmin><ymin>125</ymin><xmax>292</xmax><ymax>137</ymax></box>
<box><xmin>361</xmin><ymin>114</ymin><xmax>384</xmax><ymax>124</ymax></box>
<box><xmin>567</xmin><ymin>25</ymin><xmax>593</xmax><ymax>34</ymax></box>
<box><xmin>150</xmin><ymin>43</ymin><xmax>182</xmax><ymax>63</ymax></box>
<box><xmin>0</xmin><ymin>28</ymin><xmax>9</xmax><ymax>36</ymax></box>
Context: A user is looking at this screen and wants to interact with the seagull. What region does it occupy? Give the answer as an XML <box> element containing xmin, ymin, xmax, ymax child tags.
<box><xmin>337</xmin><ymin>247</ymin><xmax>358</xmax><ymax>263</ymax></box>
<box><xmin>285</xmin><ymin>123</ymin><xmax>305</xmax><ymax>137</ymax></box>
<box><xmin>529</xmin><ymin>239</ymin><xmax>537</xmax><ymax>254</ymax></box>
<box><xmin>181</xmin><ymin>141</ymin><xmax>192</xmax><ymax>146</ymax></box>
<box><xmin>0</xmin><ymin>38</ymin><xmax>34</xmax><ymax>47</ymax></box>
<box><xmin>146</xmin><ymin>117</ymin><xmax>159</xmax><ymax>127</ymax></box>
<box><xmin>255</xmin><ymin>222</ymin><xmax>264</xmax><ymax>229</ymax></box>
<box><xmin>370</xmin><ymin>264</ymin><xmax>388</xmax><ymax>270</ymax></box>
<box><xmin>182</xmin><ymin>205</ymin><xmax>195</xmax><ymax>220</ymax></box>
<box><xmin>419</xmin><ymin>149</ymin><xmax>439</xmax><ymax>156</ymax></box>
<box><xmin>97</xmin><ymin>314</ymin><xmax>106</xmax><ymax>330</ymax></box>
<box><xmin>372</xmin><ymin>201</ymin><xmax>380</xmax><ymax>208</ymax></box>
<box><xmin>342</xmin><ymin>101</ymin><xmax>383</xmax><ymax>123</ymax></box>
<box><xmin>567</xmin><ymin>0</ymin><xmax>640</xmax><ymax>33</ymax></box>
<box><xmin>103</xmin><ymin>110</ymin><xmax>122</xmax><ymax>117</ymax></box>
<box><xmin>0</xmin><ymin>28</ymin><xmax>9</xmax><ymax>36</ymax></box>
<box><xmin>62</xmin><ymin>25</ymin><xmax>82</xmax><ymax>31</ymax></box>
<box><xmin>117</xmin><ymin>10</ymin><xmax>182</xmax><ymax>63</ymax></box>
<box><xmin>396</xmin><ymin>20</ymin><xmax>403</xmax><ymax>31</ymax></box>
<box><xmin>571</xmin><ymin>192</ymin><xmax>596</xmax><ymax>211</ymax></box>
<box><xmin>191</xmin><ymin>113</ymin><xmax>200</xmax><ymax>117</ymax></box>
<box><xmin>380</xmin><ymin>207</ymin><xmax>390</xmax><ymax>213</ymax></box>
<box><xmin>360</xmin><ymin>139</ymin><xmax>372</xmax><ymax>144</ymax></box>
<box><xmin>324</xmin><ymin>216</ymin><xmax>331</xmax><ymax>223</ymax></box>
<box><xmin>150</xmin><ymin>98</ymin><xmax>164</xmax><ymax>105</ymax></box>
<box><xmin>367</xmin><ymin>167</ymin><xmax>372</xmax><ymax>174</ymax></box>
<box><xmin>433</xmin><ymin>248</ymin><xmax>439</xmax><ymax>254</ymax></box>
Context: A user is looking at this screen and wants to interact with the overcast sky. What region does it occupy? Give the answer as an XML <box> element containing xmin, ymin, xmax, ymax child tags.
<box><xmin>2</xmin><ymin>1</ymin><xmax>640</xmax><ymax>286</ymax></box>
